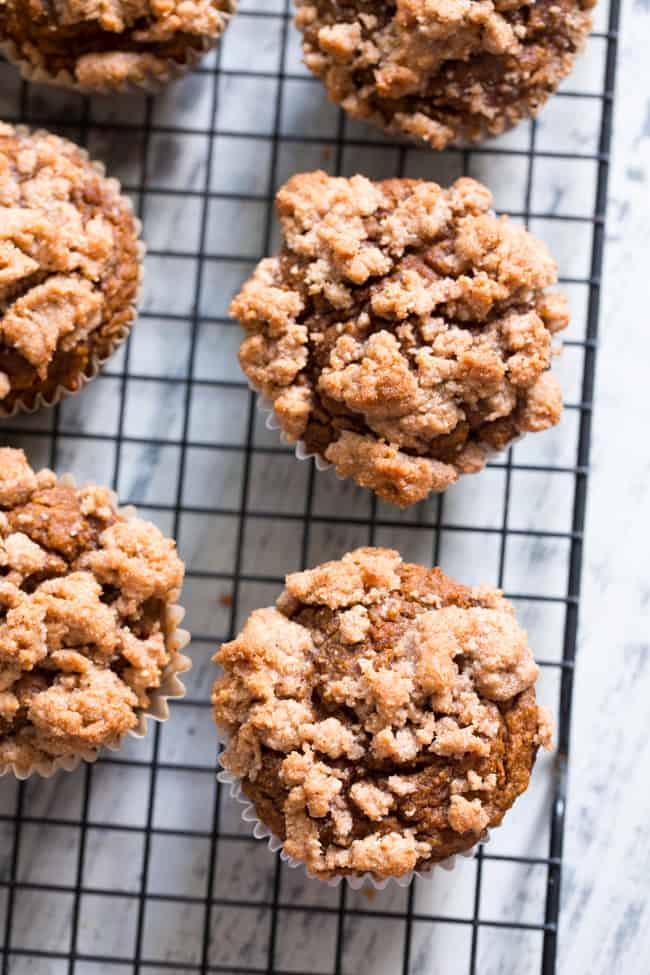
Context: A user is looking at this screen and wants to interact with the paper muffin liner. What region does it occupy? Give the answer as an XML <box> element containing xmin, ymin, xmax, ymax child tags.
<box><xmin>258</xmin><ymin>395</ymin><xmax>334</xmax><ymax>473</ymax></box>
<box><xmin>0</xmin><ymin>479</ymin><xmax>191</xmax><ymax>780</ymax></box>
<box><xmin>0</xmin><ymin>25</ymin><xmax>228</xmax><ymax>95</ymax></box>
<box><xmin>216</xmin><ymin>732</ymin><xmax>489</xmax><ymax>890</ymax></box>
<box><xmin>0</xmin><ymin>132</ymin><xmax>145</xmax><ymax>419</ymax></box>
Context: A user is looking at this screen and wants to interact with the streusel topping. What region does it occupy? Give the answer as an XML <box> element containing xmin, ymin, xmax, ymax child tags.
<box><xmin>0</xmin><ymin>124</ymin><xmax>141</xmax><ymax>413</ymax></box>
<box><xmin>0</xmin><ymin>0</ymin><xmax>235</xmax><ymax>89</ymax></box>
<box><xmin>295</xmin><ymin>0</ymin><xmax>594</xmax><ymax>148</ymax></box>
<box><xmin>0</xmin><ymin>449</ymin><xmax>186</xmax><ymax>773</ymax></box>
<box><xmin>213</xmin><ymin>548</ymin><xmax>551</xmax><ymax>880</ymax></box>
<box><xmin>232</xmin><ymin>172</ymin><xmax>568</xmax><ymax>506</ymax></box>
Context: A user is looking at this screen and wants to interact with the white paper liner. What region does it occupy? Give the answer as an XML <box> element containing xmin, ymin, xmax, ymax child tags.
<box><xmin>259</xmin><ymin>395</ymin><xmax>333</xmax><ymax>472</ymax></box>
<box><xmin>216</xmin><ymin>733</ymin><xmax>489</xmax><ymax>890</ymax></box>
<box><xmin>0</xmin><ymin>478</ymin><xmax>191</xmax><ymax>780</ymax></box>
<box><xmin>0</xmin><ymin>128</ymin><xmax>145</xmax><ymax>419</ymax></box>
<box><xmin>0</xmin><ymin>12</ymin><xmax>232</xmax><ymax>95</ymax></box>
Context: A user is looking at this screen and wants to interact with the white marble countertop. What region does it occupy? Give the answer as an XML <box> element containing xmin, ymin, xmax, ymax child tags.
<box><xmin>561</xmin><ymin>1</ymin><xmax>650</xmax><ymax>970</ymax></box>
<box><xmin>0</xmin><ymin>0</ymin><xmax>646</xmax><ymax>971</ymax></box>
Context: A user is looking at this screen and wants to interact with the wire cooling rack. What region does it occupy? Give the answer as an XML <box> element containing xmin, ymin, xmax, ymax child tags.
<box><xmin>0</xmin><ymin>1</ymin><xmax>620</xmax><ymax>972</ymax></box>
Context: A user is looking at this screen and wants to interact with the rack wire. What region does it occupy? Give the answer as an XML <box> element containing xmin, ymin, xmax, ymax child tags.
<box><xmin>0</xmin><ymin>0</ymin><xmax>620</xmax><ymax>971</ymax></box>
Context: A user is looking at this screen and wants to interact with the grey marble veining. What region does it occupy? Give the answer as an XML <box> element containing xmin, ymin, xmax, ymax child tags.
<box><xmin>0</xmin><ymin>0</ymin><xmax>642</xmax><ymax>970</ymax></box>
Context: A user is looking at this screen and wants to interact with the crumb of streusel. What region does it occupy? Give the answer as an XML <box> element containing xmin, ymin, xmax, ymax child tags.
<box><xmin>0</xmin><ymin>448</ymin><xmax>186</xmax><ymax>774</ymax></box>
<box><xmin>232</xmin><ymin>171</ymin><xmax>568</xmax><ymax>506</ymax></box>
<box><xmin>212</xmin><ymin>547</ymin><xmax>551</xmax><ymax>880</ymax></box>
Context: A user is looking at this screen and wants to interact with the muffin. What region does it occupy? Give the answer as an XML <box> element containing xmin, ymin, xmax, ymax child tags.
<box><xmin>232</xmin><ymin>171</ymin><xmax>569</xmax><ymax>507</ymax></box>
<box><xmin>0</xmin><ymin>123</ymin><xmax>142</xmax><ymax>416</ymax></box>
<box><xmin>213</xmin><ymin>547</ymin><xmax>552</xmax><ymax>881</ymax></box>
<box><xmin>295</xmin><ymin>0</ymin><xmax>595</xmax><ymax>149</ymax></box>
<box><xmin>0</xmin><ymin>0</ymin><xmax>236</xmax><ymax>91</ymax></box>
<box><xmin>0</xmin><ymin>448</ymin><xmax>188</xmax><ymax>777</ymax></box>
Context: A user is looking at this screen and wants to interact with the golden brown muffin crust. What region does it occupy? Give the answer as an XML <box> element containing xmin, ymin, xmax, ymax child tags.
<box><xmin>232</xmin><ymin>172</ymin><xmax>568</xmax><ymax>507</ymax></box>
<box><xmin>0</xmin><ymin>448</ymin><xmax>186</xmax><ymax>773</ymax></box>
<box><xmin>0</xmin><ymin>123</ymin><xmax>142</xmax><ymax>413</ymax></box>
<box><xmin>0</xmin><ymin>0</ymin><xmax>236</xmax><ymax>88</ymax></box>
<box><xmin>295</xmin><ymin>0</ymin><xmax>595</xmax><ymax>148</ymax></box>
<box><xmin>213</xmin><ymin>548</ymin><xmax>552</xmax><ymax>880</ymax></box>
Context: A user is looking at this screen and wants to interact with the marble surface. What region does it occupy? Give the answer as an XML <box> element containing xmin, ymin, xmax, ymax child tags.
<box><xmin>0</xmin><ymin>0</ymin><xmax>644</xmax><ymax>971</ymax></box>
<box><xmin>560</xmin><ymin>1</ymin><xmax>650</xmax><ymax>971</ymax></box>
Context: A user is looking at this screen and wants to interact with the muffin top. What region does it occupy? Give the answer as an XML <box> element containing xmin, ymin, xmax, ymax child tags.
<box><xmin>0</xmin><ymin>124</ymin><xmax>141</xmax><ymax>414</ymax></box>
<box><xmin>213</xmin><ymin>548</ymin><xmax>551</xmax><ymax>880</ymax></box>
<box><xmin>232</xmin><ymin>172</ymin><xmax>568</xmax><ymax>507</ymax></box>
<box><xmin>295</xmin><ymin>0</ymin><xmax>594</xmax><ymax>148</ymax></box>
<box><xmin>0</xmin><ymin>0</ymin><xmax>235</xmax><ymax>89</ymax></box>
<box><xmin>0</xmin><ymin>449</ymin><xmax>186</xmax><ymax>774</ymax></box>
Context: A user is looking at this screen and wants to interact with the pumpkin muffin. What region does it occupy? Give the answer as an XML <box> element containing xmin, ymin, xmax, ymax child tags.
<box><xmin>232</xmin><ymin>171</ymin><xmax>569</xmax><ymax>507</ymax></box>
<box><xmin>0</xmin><ymin>0</ymin><xmax>236</xmax><ymax>91</ymax></box>
<box><xmin>0</xmin><ymin>123</ymin><xmax>142</xmax><ymax>416</ymax></box>
<box><xmin>0</xmin><ymin>448</ymin><xmax>188</xmax><ymax>777</ymax></box>
<box><xmin>295</xmin><ymin>0</ymin><xmax>595</xmax><ymax>149</ymax></box>
<box><xmin>213</xmin><ymin>548</ymin><xmax>552</xmax><ymax>881</ymax></box>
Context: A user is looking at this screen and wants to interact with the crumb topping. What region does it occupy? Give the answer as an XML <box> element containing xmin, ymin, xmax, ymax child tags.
<box><xmin>0</xmin><ymin>448</ymin><xmax>185</xmax><ymax>773</ymax></box>
<box><xmin>0</xmin><ymin>0</ymin><xmax>235</xmax><ymax>88</ymax></box>
<box><xmin>0</xmin><ymin>124</ymin><xmax>141</xmax><ymax>413</ymax></box>
<box><xmin>295</xmin><ymin>0</ymin><xmax>594</xmax><ymax>148</ymax></box>
<box><xmin>213</xmin><ymin>547</ymin><xmax>552</xmax><ymax>879</ymax></box>
<box><xmin>233</xmin><ymin>172</ymin><xmax>568</xmax><ymax>507</ymax></box>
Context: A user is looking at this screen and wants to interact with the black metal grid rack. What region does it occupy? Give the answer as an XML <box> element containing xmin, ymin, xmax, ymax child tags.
<box><xmin>0</xmin><ymin>0</ymin><xmax>620</xmax><ymax>971</ymax></box>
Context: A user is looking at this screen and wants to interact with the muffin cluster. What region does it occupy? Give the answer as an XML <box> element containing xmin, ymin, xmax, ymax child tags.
<box><xmin>0</xmin><ymin>123</ymin><xmax>142</xmax><ymax>415</ymax></box>
<box><xmin>295</xmin><ymin>0</ymin><xmax>595</xmax><ymax>148</ymax></box>
<box><xmin>0</xmin><ymin>0</ymin><xmax>236</xmax><ymax>90</ymax></box>
<box><xmin>213</xmin><ymin>548</ymin><xmax>551</xmax><ymax>880</ymax></box>
<box><xmin>0</xmin><ymin>449</ymin><xmax>186</xmax><ymax>775</ymax></box>
<box><xmin>233</xmin><ymin>171</ymin><xmax>568</xmax><ymax>506</ymax></box>
<box><xmin>0</xmin><ymin>0</ymin><xmax>571</xmax><ymax>886</ymax></box>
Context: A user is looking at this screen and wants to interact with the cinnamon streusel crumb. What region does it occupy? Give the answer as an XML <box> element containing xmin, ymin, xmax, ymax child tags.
<box><xmin>0</xmin><ymin>448</ymin><xmax>186</xmax><ymax>775</ymax></box>
<box><xmin>212</xmin><ymin>547</ymin><xmax>551</xmax><ymax>880</ymax></box>
<box><xmin>295</xmin><ymin>0</ymin><xmax>594</xmax><ymax>148</ymax></box>
<box><xmin>0</xmin><ymin>0</ymin><xmax>236</xmax><ymax>90</ymax></box>
<box><xmin>0</xmin><ymin>123</ymin><xmax>142</xmax><ymax>414</ymax></box>
<box><xmin>232</xmin><ymin>171</ymin><xmax>568</xmax><ymax>507</ymax></box>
